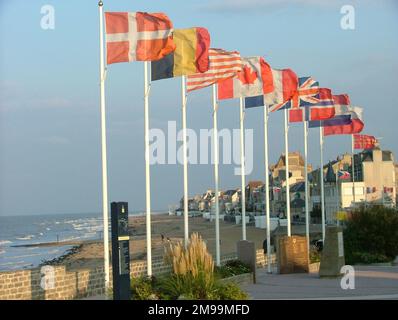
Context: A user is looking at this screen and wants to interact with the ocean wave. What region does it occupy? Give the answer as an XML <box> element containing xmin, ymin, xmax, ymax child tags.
<box><xmin>72</xmin><ymin>221</ymin><xmax>102</xmax><ymax>232</ymax></box>
<box><xmin>60</xmin><ymin>235</ymin><xmax>82</xmax><ymax>242</ymax></box>
<box><xmin>0</xmin><ymin>261</ymin><xmax>33</xmax><ymax>270</ymax></box>
<box><xmin>4</xmin><ymin>252</ymin><xmax>43</xmax><ymax>259</ymax></box>
<box><xmin>27</xmin><ymin>246</ymin><xmax>39</xmax><ymax>251</ymax></box>
<box><xmin>0</xmin><ymin>249</ymin><xmax>5</xmax><ymax>255</ymax></box>
<box><xmin>82</xmin><ymin>232</ymin><xmax>97</xmax><ymax>238</ymax></box>
<box><xmin>0</xmin><ymin>240</ymin><xmax>12</xmax><ymax>245</ymax></box>
<box><xmin>65</xmin><ymin>218</ymin><xmax>101</xmax><ymax>225</ymax></box>
<box><xmin>15</xmin><ymin>235</ymin><xmax>35</xmax><ymax>241</ymax></box>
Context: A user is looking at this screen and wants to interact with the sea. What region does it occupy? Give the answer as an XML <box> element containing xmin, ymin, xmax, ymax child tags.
<box><xmin>0</xmin><ymin>211</ymin><xmax>165</xmax><ymax>272</ymax></box>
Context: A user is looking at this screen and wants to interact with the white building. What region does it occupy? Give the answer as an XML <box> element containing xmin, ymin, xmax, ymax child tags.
<box><xmin>311</xmin><ymin>147</ymin><xmax>396</xmax><ymax>224</ymax></box>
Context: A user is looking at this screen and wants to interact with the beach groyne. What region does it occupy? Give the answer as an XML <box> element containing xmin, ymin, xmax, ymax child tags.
<box><xmin>0</xmin><ymin>249</ymin><xmax>275</xmax><ymax>300</ymax></box>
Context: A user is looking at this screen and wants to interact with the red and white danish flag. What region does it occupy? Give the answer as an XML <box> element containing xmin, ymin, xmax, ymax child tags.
<box><xmin>105</xmin><ymin>12</ymin><xmax>176</xmax><ymax>64</ymax></box>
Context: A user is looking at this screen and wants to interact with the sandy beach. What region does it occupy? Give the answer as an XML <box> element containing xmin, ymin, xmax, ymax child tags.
<box><xmin>43</xmin><ymin>214</ymin><xmax>322</xmax><ymax>271</ymax></box>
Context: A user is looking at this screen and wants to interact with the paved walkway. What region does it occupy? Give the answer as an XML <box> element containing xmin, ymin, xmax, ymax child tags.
<box><xmin>83</xmin><ymin>265</ymin><xmax>398</xmax><ymax>300</ymax></box>
<box><xmin>242</xmin><ymin>265</ymin><xmax>398</xmax><ymax>300</ymax></box>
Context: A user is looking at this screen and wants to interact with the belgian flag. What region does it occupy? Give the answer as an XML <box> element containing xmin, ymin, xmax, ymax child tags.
<box><xmin>151</xmin><ymin>27</ymin><xmax>210</xmax><ymax>81</ymax></box>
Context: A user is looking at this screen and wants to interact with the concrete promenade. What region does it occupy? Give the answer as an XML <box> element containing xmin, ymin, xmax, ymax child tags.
<box><xmin>242</xmin><ymin>265</ymin><xmax>398</xmax><ymax>300</ymax></box>
<box><xmin>85</xmin><ymin>265</ymin><xmax>398</xmax><ymax>300</ymax></box>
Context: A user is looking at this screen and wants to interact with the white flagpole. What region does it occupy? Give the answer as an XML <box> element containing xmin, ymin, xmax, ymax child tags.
<box><xmin>263</xmin><ymin>103</ymin><xmax>271</xmax><ymax>273</ymax></box>
<box><xmin>239</xmin><ymin>97</ymin><xmax>247</xmax><ymax>240</ymax></box>
<box><xmin>351</xmin><ymin>134</ymin><xmax>356</xmax><ymax>205</ymax></box>
<box><xmin>303</xmin><ymin>110</ymin><xmax>310</xmax><ymax>257</ymax></box>
<box><xmin>319</xmin><ymin>126</ymin><xmax>326</xmax><ymax>242</ymax></box>
<box><xmin>144</xmin><ymin>61</ymin><xmax>152</xmax><ymax>276</ymax></box>
<box><xmin>181</xmin><ymin>76</ymin><xmax>189</xmax><ymax>247</ymax></box>
<box><xmin>212</xmin><ymin>85</ymin><xmax>220</xmax><ymax>266</ymax></box>
<box><xmin>284</xmin><ymin>109</ymin><xmax>291</xmax><ymax>236</ymax></box>
<box><xmin>98</xmin><ymin>0</ymin><xmax>110</xmax><ymax>290</ymax></box>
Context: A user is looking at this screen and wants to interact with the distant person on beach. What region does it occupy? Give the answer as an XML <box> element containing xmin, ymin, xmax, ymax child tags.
<box><xmin>161</xmin><ymin>234</ymin><xmax>164</xmax><ymax>242</ymax></box>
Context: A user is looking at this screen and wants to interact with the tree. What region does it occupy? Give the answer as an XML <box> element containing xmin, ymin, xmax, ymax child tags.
<box><xmin>344</xmin><ymin>205</ymin><xmax>398</xmax><ymax>264</ymax></box>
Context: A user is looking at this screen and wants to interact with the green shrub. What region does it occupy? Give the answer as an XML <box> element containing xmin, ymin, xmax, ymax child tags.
<box><xmin>215</xmin><ymin>260</ymin><xmax>251</xmax><ymax>278</ymax></box>
<box><xmin>156</xmin><ymin>233</ymin><xmax>249</xmax><ymax>300</ymax></box>
<box><xmin>348</xmin><ymin>252</ymin><xmax>390</xmax><ymax>264</ymax></box>
<box><xmin>156</xmin><ymin>272</ymin><xmax>218</xmax><ymax>300</ymax></box>
<box><xmin>309</xmin><ymin>249</ymin><xmax>321</xmax><ymax>263</ymax></box>
<box><xmin>215</xmin><ymin>282</ymin><xmax>249</xmax><ymax>300</ymax></box>
<box><xmin>130</xmin><ymin>276</ymin><xmax>154</xmax><ymax>300</ymax></box>
<box><xmin>344</xmin><ymin>205</ymin><xmax>398</xmax><ymax>265</ymax></box>
<box><xmin>130</xmin><ymin>272</ymin><xmax>249</xmax><ymax>300</ymax></box>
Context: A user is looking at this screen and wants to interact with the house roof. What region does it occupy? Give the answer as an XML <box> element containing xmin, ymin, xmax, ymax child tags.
<box><xmin>276</xmin><ymin>152</ymin><xmax>305</xmax><ymax>167</ymax></box>
<box><xmin>247</xmin><ymin>181</ymin><xmax>263</xmax><ymax>189</ymax></box>
<box><xmin>224</xmin><ymin>189</ymin><xmax>238</xmax><ymax>196</ymax></box>
<box><xmin>290</xmin><ymin>181</ymin><xmax>305</xmax><ymax>192</ymax></box>
<box><xmin>325</xmin><ymin>162</ymin><xmax>337</xmax><ymax>183</ymax></box>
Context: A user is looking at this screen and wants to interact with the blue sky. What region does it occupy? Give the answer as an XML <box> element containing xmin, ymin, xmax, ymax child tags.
<box><xmin>0</xmin><ymin>0</ymin><xmax>397</xmax><ymax>216</ymax></box>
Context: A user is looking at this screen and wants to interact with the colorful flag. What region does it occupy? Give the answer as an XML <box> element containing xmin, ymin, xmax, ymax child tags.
<box><xmin>151</xmin><ymin>27</ymin><xmax>210</xmax><ymax>80</ymax></box>
<box><xmin>337</xmin><ymin>170</ymin><xmax>351</xmax><ymax>180</ymax></box>
<box><xmin>353</xmin><ymin>134</ymin><xmax>377</xmax><ymax>149</ymax></box>
<box><xmin>308</xmin><ymin>94</ymin><xmax>352</xmax><ymax>128</ymax></box>
<box><xmin>323</xmin><ymin>106</ymin><xmax>364</xmax><ymax>136</ymax></box>
<box><xmin>245</xmin><ymin>68</ymin><xmax>298</xmax><ymax>109</ymax></box>
<box><xmin>277</xmin><ymin>76</ymin><xmax>320</xmax><ymax>110</ymax></box>
<box><xmin>289</xmin><ymin>87</ymin><xmax>336</xmax><ymax>122</ymax></box>
<box><xmin>272</xmin><ymin>187</ymin><xmax>282</xmax><ymax>200</ymax></box>
<box><xmin>105</xmin><ymin>12</ymin><xmax>175</xmax><ymax>64</ymax></box>
<box><xmin>217</xmin><ymin>57</ymin><xmax>273</xmax><ymax>100</ymax></box>
<box><xmin>186</xmin><ymin>48</ymin><xmax>242</xmax><ymax>92</ymax></box>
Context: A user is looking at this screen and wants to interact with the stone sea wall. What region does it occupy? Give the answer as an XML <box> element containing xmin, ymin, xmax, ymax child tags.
<box><xmin>0</xmin><ymin>249</ymin><xmax>274</xmax><ymax>300</ymax></box>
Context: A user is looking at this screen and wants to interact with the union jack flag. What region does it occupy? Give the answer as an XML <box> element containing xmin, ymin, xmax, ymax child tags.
<box><xmin>271</xmin><ymin>76</ymin><xmax>319</xmax><ymax>111</ymax></box>
<box><xmin>338</xmin><ymin>170</ymin><xmax>351</xmax><ymax>180</ymax></box>
<box><xmin>289</xmin><ymin>88</ymin><xmax>336</xmax><ymax>122</ymax></box>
